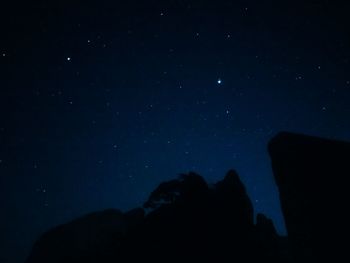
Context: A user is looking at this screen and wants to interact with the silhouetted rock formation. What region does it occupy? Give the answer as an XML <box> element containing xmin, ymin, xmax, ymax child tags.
<box><xmin>26</xmin><ymin>131</ymin><xmax>350</xmax><ymax>262</ymax></box>
<box><xmin>269</xmin><ymin>132</ymin><xmax>350</xmax><ymax>263</ymax></box>
<box><xmin>26</xmin><ymin>209</ymin><xmax>128</xmax><ymax>263</ymax></box>
<box><xmin>26</xmin><ymin>170</ymin><xmax>287</xmax><ymax>263</ymax></box>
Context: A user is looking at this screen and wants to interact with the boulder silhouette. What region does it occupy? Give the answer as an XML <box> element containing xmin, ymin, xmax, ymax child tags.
<box><xmin>26</xmin><ymin>209</ymin><xmax>127</xmax><ymax>263</ymax></box>
<box><xmin>214</xmin><ymin>169</ymin><xmax>254</xmax><ymax>226</ymax></box>
<box><xmin>269</xmin><ymin>132</ymin><xmax>350</xmax><ymax>262</ymax></box>
<box><xmin>26</xmin><ymin>171</ymin><xmax>287</xmax><ymax>263</ymax></box>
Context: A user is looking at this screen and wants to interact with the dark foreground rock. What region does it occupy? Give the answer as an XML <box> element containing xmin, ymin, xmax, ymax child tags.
<box><xmin>269</xmin><ymin>132</ymin><xmax>350</xmax><ymax>262</ymax></box>
<box><xmin>27</xmin><ymin>131</ymin><xmax>350</xmax><ymax>263</ymax></box>
<box><xmin>26</xmin><ymin>171</ymin><xmax>288</xmax><ymax>263</ymax></box>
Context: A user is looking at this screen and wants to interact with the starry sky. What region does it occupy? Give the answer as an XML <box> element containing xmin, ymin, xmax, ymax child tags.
<box><xmin>1</xmin><ymin>1</ymin><xmax>350</xmax><ymax>262</ymax></box>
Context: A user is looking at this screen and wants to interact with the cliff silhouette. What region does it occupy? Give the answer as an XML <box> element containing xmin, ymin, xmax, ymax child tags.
<box><xmin>269</xmin><ymin>132</ymin><xmax>350</xmax><ymax>263</ymax></box>
<box><xmin>26</xmin><ymin>132</ymin><xmax>350</xmax><ymax>262</ymax></box>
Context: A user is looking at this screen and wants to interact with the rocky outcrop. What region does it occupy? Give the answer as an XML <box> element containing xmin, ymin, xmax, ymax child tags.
<box><xmin>26</xmin><ymin>209</ymin><xmax>128</xmax><ymax>263</ymax></box>
<box><xmin>26</xmin><ymin>171</ymin><xmax>286</xmax><ymax>263</ymax></box>
<box><xmin>269</xmin><ymin>132</ymin><xmax>350</xmax><ymax>262</ymax></box>
<box><xmin>27</xmin><ymin>131</ymin><xmax>350</xmax><ymax>263</ymax></box>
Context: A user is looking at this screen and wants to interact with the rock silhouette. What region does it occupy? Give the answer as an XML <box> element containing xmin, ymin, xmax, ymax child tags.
<box><xmin>269</xmin><ymin>132</ymin><xmax>350</xmax><ymax>263</ymax></box>
<box><xmin>26</xmin><ymin>132</ymin><xmax>350</xmax><ymax>263</ymax></box>
<box><xmin>26</xmin><ymin>170</ymin><xmax>287</xmax><ymax>263</ymax></box>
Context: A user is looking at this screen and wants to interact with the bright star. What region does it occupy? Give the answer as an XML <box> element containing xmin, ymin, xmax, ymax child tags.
<box><xmin>217</xmin><ymin>78</ymin><xmax>222</xmax><ymax>84</ymax></box>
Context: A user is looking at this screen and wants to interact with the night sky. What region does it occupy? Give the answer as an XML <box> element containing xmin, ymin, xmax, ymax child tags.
<box><xmin>1</xmin><ymin>1</ymin><xmax>350</xmax><ymax>262</ymax></box>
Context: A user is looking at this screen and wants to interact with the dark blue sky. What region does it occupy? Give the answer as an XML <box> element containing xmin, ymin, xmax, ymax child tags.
<box><xmin>1</xmin><ymin>1</ymin><xmax>350</xmax><ymax>262</ymax></box>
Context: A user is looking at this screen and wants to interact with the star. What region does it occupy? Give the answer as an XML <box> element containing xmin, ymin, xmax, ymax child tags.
<box><xmin>217</xmin><ymin>78</ymin><xmax>222</xmax><ymax>84</ymax></box>
<box><xmin>67</xmin><ymin>57</ymin><xmax>71</xmax><ymax>61</ymax></box>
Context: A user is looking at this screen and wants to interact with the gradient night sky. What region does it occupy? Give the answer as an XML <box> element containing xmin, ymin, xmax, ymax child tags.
<box><xmin>1</xmin><ymin>1</ymin><xmax>350</xmax><ymax>262</ymax></box>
